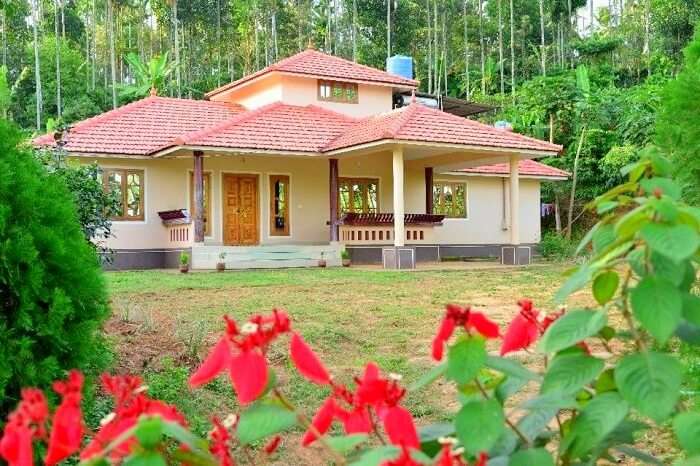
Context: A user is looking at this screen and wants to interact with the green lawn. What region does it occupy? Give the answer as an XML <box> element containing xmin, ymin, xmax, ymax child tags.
<box><xmin>101</xmin><ymin>264</ymin><xmax>680</xmax><ymax>464</ymax></box>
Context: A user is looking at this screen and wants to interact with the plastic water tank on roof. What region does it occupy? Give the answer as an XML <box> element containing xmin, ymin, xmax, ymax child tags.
<box><xmin>386</xmin><ymin>55</ymin><xmax>413</xmax><ymax>80</ymax></box>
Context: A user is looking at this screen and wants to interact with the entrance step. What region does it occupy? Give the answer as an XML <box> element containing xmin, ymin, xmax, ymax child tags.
<box><xmin>191</xmin><ymin>244</ymin><xmax>342</xmax><ymax>270</ymax></box>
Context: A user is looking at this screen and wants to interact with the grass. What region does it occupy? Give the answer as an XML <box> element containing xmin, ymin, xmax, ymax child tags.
<box><xmin>100</xmin><ymin>264</ymin><xmax>685</xmax><ymax>464</ymax></box>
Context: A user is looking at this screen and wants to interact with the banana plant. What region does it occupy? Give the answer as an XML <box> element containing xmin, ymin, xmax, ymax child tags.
<box><xmin>121</xmin><ymin>52</ymin><xmax>176</xmax><ymax>99</ymax></box>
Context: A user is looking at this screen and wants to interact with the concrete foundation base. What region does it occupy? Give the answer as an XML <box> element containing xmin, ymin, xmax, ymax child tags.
<box><xmin>382</xmin><ymin>246</ymin><xmax>416</xmax><ymax>269</ymax></box>
<box><xmin>501</xmin><ymin>246</ymin><xmax>532</xmax><ymax>265</ymax></box>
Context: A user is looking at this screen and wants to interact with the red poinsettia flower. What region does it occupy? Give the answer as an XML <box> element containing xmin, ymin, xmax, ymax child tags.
<box><xmin>382</xmin><ymin>446</ymin><xmax>422</xmax><ymax>466</ymax></box>
<box><xmin>45</xmin><ymin>371</ymin><xmax>85</xmax><ymax>466</ymax></box>
<box><xmin>500</xmin><ymin>299</ymin><xmax>541</xmax><ymax>355</ymax></box>
<box><xmin>435</xmin><ymin>441</ymin><xmax>467</xmax><ymax>466</ymax></box>
<box><xmin>432</xmin><ymin>305</ymin><xmax>500</xmax><ymax>361</ymax></box>
<box><xmin>302</xmin><ymin>397</ymin><xmax>337</xmax><ymax>446</ymax></box>
<box><xmin>382</xmin><ymin>406</ymin><xmax>419</xmax><ymax>449</ymax></box>
<box><xmin>475</xmin><ymin>452</ymin><xmax>489</xmax><ymax>466</ymax></box>
<box><xmin>81</xmin><ymin>374</ymin><xmax>187</xmax><ymax>461</ymax></box>
<box><xmin>290</xmin><ymin>332</ymin><xmax>331</xmax><ymax>385</ymax></box>
<box><xmin>0</xmin><ymin>388</ymin><xmax>49</xmax><ymax>466</ymax></box>
<box><xmin>209</xmin><ymin>417</ymin><xmax>235</xmax><ymax>466</ymax></box>
<box><xmin>190</xmin><ymin>310</ymin><xmax>291</xmax><ymax>404</ymax></box>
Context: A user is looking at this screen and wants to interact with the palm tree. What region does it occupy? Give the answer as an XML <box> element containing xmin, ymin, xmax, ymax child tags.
<box><xmin>54</xmin><ymin>0</ymin><xmax>62</xmax><ymax>120</ymax></box>
<box><xmin>107</xmin><ymin>0</ymin><xmax>117</xmax><ymax>108</ymax></box>
<box><xmin>122</xmin><ymin>52</ymin><xmax>176</xmax><ymax>99</ymax></box>
<box><xmin>31</xmin><ymin>0</ymin><xmax>42</xmax><ymax>130</ymax></box>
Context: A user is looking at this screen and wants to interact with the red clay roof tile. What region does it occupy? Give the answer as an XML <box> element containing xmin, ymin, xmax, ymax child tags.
<box><xmin>205</xmin><ymin>49</ymin><xmax>418</xmax><ymax>98</ymax></box>
<box><xmin>457</xmin><ymin>159</ymin><xmax>570</xmax><ymax>178</ymax></box>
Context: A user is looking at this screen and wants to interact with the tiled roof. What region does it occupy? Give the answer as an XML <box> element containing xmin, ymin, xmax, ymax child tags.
<box><xmin>323</xmin><ymin>103</ymin><xmax>563</xmax><ymax>153</ymax></box>
<box><xmin>205</xmin><ymin>49</ymin><xmax>418</xmax><ymax>98</ymax></box>
<box><xmin>34</xmin><ymin>96</ymin><xmax>244</xmax><ymax>155</ymax></box>
<box><xmin>457</xmin><ymin>159</ymin><xmax>570</xmax><ymax>178</ymax></box>
<box><xmin>181</xmin><ymin>102</ymin><xmax>357</xmax><ymax>153</ymax></box>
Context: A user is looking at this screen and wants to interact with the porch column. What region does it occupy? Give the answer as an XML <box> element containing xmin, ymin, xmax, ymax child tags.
<box><xmin>509</xmin><ymin>154</ymin><xmax>520</xmax><ymax>245</ymax></box>
<box><xmin>193</xmin><ymin>150</ymin><xmax>205</xmax><ymax>243</ymax></box>
<box><xmin>329</xmin><ymin>158</ymin><xmax>339</xmax><ymax>242</ymax></box>
<box><xmin>393</xmin><ymin>146</ymin><xmax>405</xmax><ymax>247</ymax></box>
<box><xmin>424</xmin><ymin>167</ymin><xmax>434</xmax><ymax>214</ymax></box>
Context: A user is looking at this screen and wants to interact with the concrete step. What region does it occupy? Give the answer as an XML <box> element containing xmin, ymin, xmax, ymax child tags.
<box><xmin>191</xmin><ymin>244</ymin><xmax>341</xmax><ymax>269</ymax></box>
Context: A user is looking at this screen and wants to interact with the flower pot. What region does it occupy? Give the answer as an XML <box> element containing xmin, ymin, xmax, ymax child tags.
<box><xmin>179</xmin><ymin>264</ymin><xmax>189</xmax><ymax>273</ymax></box>
<box><xmin>318</xmin><ymin>259</ymin><xmax>327</xmax><ymax>268</ymax></box>
<box><xmin>216</xmin><ymin>262</ymin><xmax>226</xmax><ymax>272</ymax></box>
<box><xmin>342</xmin><ymin>259</ymin><xmax>351</xmax><ymax>267</ymax></box>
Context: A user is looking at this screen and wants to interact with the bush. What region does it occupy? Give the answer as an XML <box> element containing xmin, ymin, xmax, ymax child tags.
<box><xmin>0</xmin><ymin>120</ymin><xmax>110</xmax><ymax>414</ymax></box>
<box><xmin>539</xmin><ymin>231</ymin><xmax>578</xmax><ymax>260</ymax></box>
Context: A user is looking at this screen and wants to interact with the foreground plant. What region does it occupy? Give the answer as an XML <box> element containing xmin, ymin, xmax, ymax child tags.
<box><xmin>0</xmin><ymin>148</ymin><xmax>699</xmax><ymax>465</ymax></box>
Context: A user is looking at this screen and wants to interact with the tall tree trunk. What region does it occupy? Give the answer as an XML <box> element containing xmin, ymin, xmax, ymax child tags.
<box><xmin>216</xmin><ymin>0</ymin><xmax>221</xmax><ymax>86</ymax></box>
<box><xmin>386</xmin><ymin>0</ymin><xmax>391</xmax><ymax>59</ymax></box>
<box><xmin>554</xmin><ymin>192</ymin><xmax>562</xmax><ymax>233</ymax></box>
<box><xmin>427</xmin><ymin>0</ymin><xmax>432</xmax><ymax>94</ymax></box>
<box><xmin>1</xmin><ymin>7</ymin><xmax>7</xmax><ymax>69</ymax></box>
<box><xmin>172</xmin><ymin>0</ymin><xmax>181</xmax><ymax>97</ymax></box>
<box><xmin>478</xmin><ymin>0</ymin><xmax>485</xmax><ymax>94</ymax></box>
<box><xmin>539</xmin><ymin>0</ymin><xmax>546</xmax><ymax>76</ymax></box>
<box><xmin>643</xmin><ymin>0</ymin><xmax>651</xmax><ymax>76</ymax></box>
<box><xmin>443</xmin><ymin>10</ymin><xmax>448</xmax><ymax>95</ymax></box>
<box><xmin>352</xmin><ymin>0</ymin><xmax>357</xmax><ymax>61</ymax></box>
<box><xmin>498</xmin><ymin>0</ymin><xmax>504</xmax><ymax>95</ymax></box>
<box><xmin>434</xmin><ymin>0</ymin><xmax>439</xmax><ymax>94</ymax></box>
<box><xmin>272</xmin><ymin>12</ymin><xmax>278</xmax><ymax>61</ymax></box>
<box><xmin>31</xmin><ymin>0</ymin><xmax>42</xmax><ymax>130</ymax></box>
<box><xmin>54</xmin><ymin>0</ymin><xmax>62</xmax><ymax>119</ymax></box>
<box><xmin>463</xmin><ymin>0</ymin><xmax>469</xmax><ymax>100</ymax></box>
<box><xmin>589</xmin><ymin>0</ymin><xmax>594</xmax><ymax>32</ymax></box>
<box><xmin>566</xmin><ymin>126</ymin><xmax>587</xmax><ymax>240</ymax></box>
<box><xmin>60</xmin><ymin>0</ymin><xmax>65</xmax><ymax>38</ymax></box>
<box><xmin>509</xmin><ymin>0</ymin><xmax>515</xmax><ymax>100</ymax></box>
<box><xmin>108</xmin><ymin>0</ymin><xmax>117</xmax><ymax>108</ymax></box>
<box><xmin>91</xmin><ymin>0</ymin><xmax>96</xmax><ymax>91</ymax></box>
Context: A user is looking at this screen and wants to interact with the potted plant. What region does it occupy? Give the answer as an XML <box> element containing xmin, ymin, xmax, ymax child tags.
<box><xmin>341</xmin><ymin>249</ymin><xmax>351</xmax><ymax>267</ymax></box>
<box><xmin>318</xmin><ymin>251</ymin><xmax>327</xmax><ymax>268</ymax></box>
<box><xmin>179</xmin><ymin>251</ymin><xmax>190</xmax><ymax>273</ymax></box>
<box><xmin>216</xmin><ymin>252</ymin><xmax>226</xmax><ymax>272</ymax></box>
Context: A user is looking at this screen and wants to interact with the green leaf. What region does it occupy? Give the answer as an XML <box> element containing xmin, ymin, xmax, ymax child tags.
<box><xmin>614</xmin><ymin>204</ymin><xmax>652</xmax><ymax>239</ymax></box>
<box><xmin>485</xmin><ymin>355</ymin><xmax>540</xmax><ymax>381</ymax></box>
<box><xmin>683</xmin><ymin>293</ymin><xmax>700</xmax><ymax>326</ymax></box>
<box><xmin>592</xmin><ymin>223</ymin><xmax>617</xmax><ymax>253</ymax></box>
<box><xmin>615</xmin><ymin>352</ymin><xmax>682</xmax><ymax>423</ymax></box>
<box><xmin>509</xmin><ymin>448</ymin><xmax>555</xmax><ymax>466</ymax></box>
<box><xmin>673</xmin><ymin>412</ymin><xmax>700</xmax><ymax>455</ymax></box>
<box><xmin>630</xmin><ymin>276</ymin><xmax>683</xmax><ymax>344</ymax></box>
<box><xmin>641</xmin><ymin>177</ymin><xmax>682</xmax><ymax>200</ymax></box>
<box><xmin>677</xmin><ymin>321</ymin><xmax>700</xmax><ymax>345</ymax></box>
<box><xmin>237</xmin><ymin>402</ymin><xmax>298</xmax><ymax>445</ymax></box>
<box><xmin>123</xmin><ymin>451</ymin><xmax>167</xmax><ymax>466</ymax></box>
<box><xmin>595</xmin><ymin>368</ymin><xmax>617</xmax><ymax>393</ymax></box>
<box><xmin>349</xmin><ymin>446</ymin><xmax>400</xmax><ymax>466</ymax></box>
<box><xmin>640</xmin><ymin>223</ymin><xmax>700</xmax><ymax>263</ymax></box>
<box><xmin>409</xmin><ymin>363</ymin><xmax>446</xmax><ymax>392</ymax></box>
<box><xmin>593</xmin><ymin>271</ymin><xmax>620</xmax><ymax>305</ymax></box>
<box><xmin>495</xmin><ymin>375</ymin><xmax>528</xmax><ymax>404</ymax></box>
<box><xmin>541</xmin><ymin>353</ymin><xmax>604</xmax><ymax>395</ymax></box>
<box><xmin>561</xmin><ymin>392</ymin><xmax>629</xmax><ymax>459</ymax></box>
<box><xmin>650</xmin><ymin>252</ymin><xmax>690</xmax><ymax>287</ymax></box>
<box><xmin>326</xmin><ymin>434</ymin><xmax>368</xmax><ymax>454</ymax></box>
<box><xmin>555</xmin><ymin>266</ymin><xmax>593</xmax><ymax>303</ymax></box>
<box><xmin>614</xmin><ymin>445</ymin><xmax>664</xmax><ymax>465</ymax></box>
<box><xmin>455</xmin><ymin>398</ymin><xmax>504</xmax><ymax>455</ymax></box>
<box><xmin>418</xmin><ymin>423</ymin><xmax>454</xmax><ymax>443</ymax></box>
<box><xmin>134</xmin><ymin>417</ymin><xmax>163</xmax><ymax>450</ymax></box>
<box><xmin>539</xmin><ymin>309</ymin><xmax>607</xmax><ymax>354</ymax></box>
<box><xmin>447</xmin><ymin>336</ymin><xmax>486</xmax><ymax>385</ymax></box>
<box><xmin>520</xmin><ymin>392</ymin><xmax>577</xmax><ymax>411</ymax></box>
<box><xmin>516</xmin><ymin>407</ymin><xmax>559</xmax><ymax>443</ymax></box>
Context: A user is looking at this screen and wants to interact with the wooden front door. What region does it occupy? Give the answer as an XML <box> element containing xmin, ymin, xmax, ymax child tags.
<box><xmin>223</xmin><ymin>174</ymin><xmax>259</xmax><ymax>245</ymax></box>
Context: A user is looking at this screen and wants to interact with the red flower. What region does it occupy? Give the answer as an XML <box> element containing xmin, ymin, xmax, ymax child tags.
<box><xmin>337</xmin><ymin>406</ymin><xmax>373</xmax><ymax>434</ymax></box>
<box><xmin>0</xmin><ymin>388</ymin><xmax>48</xmax><ymax>466</ymax></box>
<box><xmin>209</xmin><ymin>418</ymin><xmax>235</xmax><ymax>466</ymax></box>
<box><xmin>500</xmin><ymin>300</ymin><xmax>540</xmax><ymax>355</ymax></box>
<box><xmin>263</xmin><ymin>435</ymin><xmax>282</xmax><ymax>454</ymax></box>
<box><xmin>435</xmin><ymin>442</ymin><xmax>467</xmax><ymax>466</ymax></box>
<box><xmin>432</xmin><ymin>305</ymin><xmax>500</xmax><ymax>361</ymax></box>
<box><xmin>382</xmin><ymin>406</ymin><xmax>419</xmax><ymax>449</ymax></box>
<box><xmin>190</xmin><ymin>310</ymin><xmax>291</xmax><ymax>405</ymax></box>
<box><xmin>301</xmin><ymin>397</ymin><xmax>336</xmax><ymax>446</ymax></box>
<box><xmin>290</xmin><ymin>332</ymin><xmax>331</xmax><ymax>385</ymax></box>
<box><xmin>81</xmin><ymin>375</ymin><xmax>186</xmax><ymax>461</ymax></box>
<box><xmin>475</xmin><ymin>452</ymin><xmax>489</xmax><ymax>466</ymax></box>
<box><xmin>46</xmin><ymin>371</ymin><xmax>85</xmax><ymax>466</ymax></box>
<box><xmin>382</xmin><ymin>446</ymin><xmax>421</xmax><ymax>466</ymax></box>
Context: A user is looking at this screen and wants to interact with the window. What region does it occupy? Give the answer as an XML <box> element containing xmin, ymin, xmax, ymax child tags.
<box><xmin>318</xmin><ymin>80</ymin><xmax>359</xmax><ymax>104</ymax></box>
<box><xmin>189</xmin><ymin>172</ymin><xmax>212</xmax><ymax>236</ymax></box>
<box><xmin>339</xmin><ymin>178</ymin><xmax>379</xmax><ymax>215</ymax></box>
<box><xmin>269</xmin><ymin>175</ymin><xmax>290</xmax><ymax>236</ymax></box>
<box><xmin>433</xmin><ymin>182</ymin><xmax>468</xmax><ymax>218</ymax></box>
<box><xmin>104</xmin><ymin>169</ymin><xmax>144</xmax><ymax>221</ymax></box>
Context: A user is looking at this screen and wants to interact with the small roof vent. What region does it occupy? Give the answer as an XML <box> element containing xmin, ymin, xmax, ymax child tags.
<box><xmin>495</xmin><ymin>120</ymin><xmax>513</xmax><ymax>131</ymax></box>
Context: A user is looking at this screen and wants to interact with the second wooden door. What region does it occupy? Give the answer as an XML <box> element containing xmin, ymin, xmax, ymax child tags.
<box><xmin>223</xmin><ymin>174</ymin><xmax>259</xmax><ymax>246</ymax></box>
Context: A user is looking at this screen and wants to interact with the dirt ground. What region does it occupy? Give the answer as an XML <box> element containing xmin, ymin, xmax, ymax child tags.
<box><xmin>103</xmin><ymin>264</ymin><xmax>678</xmax><ymax>465</ymax></box>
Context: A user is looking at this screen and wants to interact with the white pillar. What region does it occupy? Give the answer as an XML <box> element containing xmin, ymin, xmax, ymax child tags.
<box><xmin>393</xmin><ymin>146</ymin><xmax>405</xmax><ymax>247</ymax></box>
<box><xmin>509</xmin><ymin>154</ymin><xmax>520</xmax><ymax>245</ymax></box>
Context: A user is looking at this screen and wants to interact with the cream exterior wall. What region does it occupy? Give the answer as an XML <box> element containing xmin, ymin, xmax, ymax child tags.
<box><xmin>209</xmin><ymin>73</ymin><xmax>394</xmax><ymax>118</ymax></box>
<box><xmin>79</xmin><ymin>152</ymin><xmax>542</xmax><ymax>250</ymax></box>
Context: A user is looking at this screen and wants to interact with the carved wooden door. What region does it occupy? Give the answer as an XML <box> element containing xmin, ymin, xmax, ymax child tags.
<box><xmin>223</xmin><ymin>174</ymin><xmax>259</xmax><ymax>245</ymax></box>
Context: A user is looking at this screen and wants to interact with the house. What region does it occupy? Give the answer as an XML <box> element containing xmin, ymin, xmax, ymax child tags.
<box><xmin>35</xmin><ymin>48</ymin><xmax>566</xmax><ymax>270</ymax></box>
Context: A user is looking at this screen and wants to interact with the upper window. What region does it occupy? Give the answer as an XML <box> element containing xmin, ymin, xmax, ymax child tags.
<box><xmin>189</xmin><ymin>172</ymin><xmax>212</xmax><ymax>236</ymax></box>
<box><xmin>339</xmin><ymin>178</ymin><xmax>379</xmax><ymax>216</ymax></box>
<box><xmin>433</xmin><ymin>181</ymin><xmax>468</xmax><ymax>218</ymax></box>
<box><xmin>318</xmin><ymin>80</ymin><xmax>359</xmax><ymax>104</ymax></box>
<box><xmin>104</xmin><ymin>169</ymin><xmax>144</xmax><ymax>221</ymax></box>
<box><xmin>269</xmin><ymin>175</ymin><xmax>290</xmax><ymax>236</ymax></box>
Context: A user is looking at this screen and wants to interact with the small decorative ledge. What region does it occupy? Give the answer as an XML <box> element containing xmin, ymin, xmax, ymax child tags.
<box><xmin>339</xmin><ymin>212</ymin><xmax>445</xmax><ymax>226</ymax></box>
<box><xmin>158</xmin><ymin>209</ymin><xmax>192</xmax><ymax>225</ymax></box>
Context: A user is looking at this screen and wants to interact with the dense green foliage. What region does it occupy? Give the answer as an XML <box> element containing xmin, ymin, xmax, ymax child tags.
<box><xmin>0</xmin><ymin>120</ymin><xmax>110</xmax><ymax>414</ymax></box>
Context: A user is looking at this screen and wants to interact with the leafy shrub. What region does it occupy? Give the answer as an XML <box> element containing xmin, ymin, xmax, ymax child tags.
<box><xmin>1</xmin><ymin>148</ymin><xmax>699</xmax><ymax>466</ymax></box>
<box><xmin>539</xmin><ymin>231</ymin><xmax>578</xmax><ymax>260</ymax></box>
<box><xmin>0</xmin><ymin>120</ymin><xmax>110</xmax><ymax>414</ymax></box>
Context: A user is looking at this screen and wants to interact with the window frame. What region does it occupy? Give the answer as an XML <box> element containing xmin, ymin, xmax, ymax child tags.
<box><xmin>189</xmin><ymin>171</ymin><xmax>213</xmax><ymax>236</ymax></box>
<box><xmin>432</xmin><ymin>181</ymin><xmax>469</xmax><ymax>219</ymax></box>
<box><xmin>269</xmin><ymin>174</ymin><xmax>291</xmax><ymax>237</ymax></box>
<box><xmin>103</xmin><ymin>168</ymin><xmax>145</xmax><ymax>221</ymax></box>
<box><xmin>317</xmin><ymin>79</ymin><xmax>359</xmax><ymax>104</ymax></box>
<box><xmin>338</xmin><ymin>177</ymin><xmax>380</xmax><ymax>217</ymax></box>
